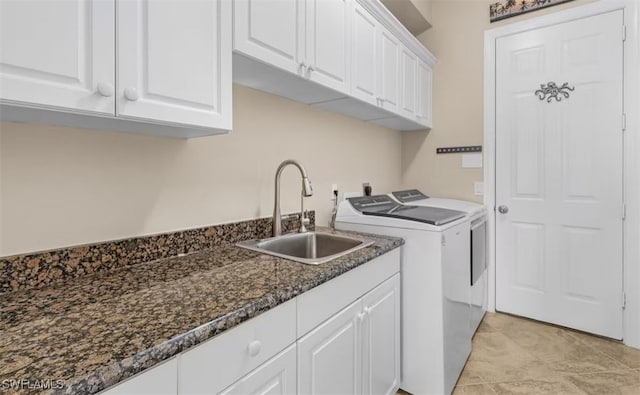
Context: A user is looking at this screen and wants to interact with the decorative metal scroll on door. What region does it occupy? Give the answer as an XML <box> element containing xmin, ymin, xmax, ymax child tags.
<box><xmin>535</xmin><ymin>82</ymin><xmax>575</xmax><ymax>102</ymax></box>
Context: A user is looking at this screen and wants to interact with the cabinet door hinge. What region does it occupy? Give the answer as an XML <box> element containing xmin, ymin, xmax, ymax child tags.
<box><xmin>622</xmin><ymin>113</ymin><xmax>627</xmax><ymax>131</ymax></box>
<box><xmin>622</xmin><ymin>25</ymin><xmax>627</xmax><ymax>42</ymax></box>
<box><xmin>622</xmin><ymin>292</ymin><xmax>627</xmax><ymax>309</ymax></box>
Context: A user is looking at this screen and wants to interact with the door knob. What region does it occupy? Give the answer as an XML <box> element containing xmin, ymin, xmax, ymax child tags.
<box><xmin>124</xmin><ymin>87</ymin><xmax>139</xmax><ymax>101</ymax></box>
<box><xmin>97</xmin><ymin>82</ymin><xmax>114</xmax><ymax>97</ymax></box>
<box><xmin>498</xmin><ymin>205</ymin><xmax>509</xmax><ymax>214</ymax></box>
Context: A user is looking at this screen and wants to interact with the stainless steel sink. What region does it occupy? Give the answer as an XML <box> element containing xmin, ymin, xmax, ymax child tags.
<box><xmin>236</xmin><ymin>231</ymin><xmax>374</xmax><ymax>265</ymax></box>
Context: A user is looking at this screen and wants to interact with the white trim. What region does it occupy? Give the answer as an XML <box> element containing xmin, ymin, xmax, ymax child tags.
<box><xmin>484</xmin><ymin>0</ymin><xmax>640</xmax><ymax>348</ymax></box>
<box><xmin>357</xmin><ymin>0</ymin><xmax>437</xmax><ymax>65</ymax></box>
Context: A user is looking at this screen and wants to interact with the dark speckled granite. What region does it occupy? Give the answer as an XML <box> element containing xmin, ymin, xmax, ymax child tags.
<box><xmin>0</xmin><ymin>212</ymin><xmax>315</xmax><ymax>294</ymax></box>
<box><xmin>0</xmin><ymin>226</ymin><xmax>402</xmax><ymax>395</ymax></box>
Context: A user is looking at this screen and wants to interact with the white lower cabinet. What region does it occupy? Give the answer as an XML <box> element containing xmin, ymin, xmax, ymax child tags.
<box><xmin>178</xmin><ymin>299</ymin><xmax>297</xmax><ymax>394</ymax></box>
<box><xmin>102</xmin><ymin>251</ymin><xmax>401</xmax><ymax>395</ymax></box>
<box><xmin>220</xmin><ymin>345</ymin><xmax>297</xmax><ymax>395</ymax></box>
<box><xmin>361</xmin><ymin>275</ymin><xmax>401</xmax><ymax>395</ymax></box>
<box><xmin>100</xmin><ymin>358</ymin><xmax>178</xmax><ymax>395</ymax></box>
<box><xmin>298</xmin><ymin>300</ymin><xmax>363</xmax><ymax>395</ymax></box>
<box><xmin>298</xmin><ymin>274</ymin><xmax>401</xmax><ymax>395</ymax></box>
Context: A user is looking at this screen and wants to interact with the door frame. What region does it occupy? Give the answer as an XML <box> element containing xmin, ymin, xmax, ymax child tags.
<box><xmin>484</xmin><ymin>0</ymin><xmax>640</xmax><ymax>348</ymax></box>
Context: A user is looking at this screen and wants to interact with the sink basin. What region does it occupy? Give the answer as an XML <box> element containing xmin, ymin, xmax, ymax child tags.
<box><xmin>236</xmin><ymin>231</ymin><xmax>374</xmax><ymax>265</ymax></box>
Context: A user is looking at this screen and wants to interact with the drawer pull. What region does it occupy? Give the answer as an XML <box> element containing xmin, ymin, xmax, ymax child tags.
<box><xmin>247</xmin><ymin>340</ymin><xmax>262</xmax><ymax>357</ymax></box>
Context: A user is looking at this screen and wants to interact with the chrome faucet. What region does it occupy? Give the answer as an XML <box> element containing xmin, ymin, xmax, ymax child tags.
<box><xmin>273</xmin><ymin>159</ymin><xmax>313</xmax><ymax>236</ymax></box>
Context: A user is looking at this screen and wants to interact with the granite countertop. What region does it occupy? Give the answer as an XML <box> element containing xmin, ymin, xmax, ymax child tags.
<box><xmin>0</xmin><ymin>227</ymin><xmax>403</xmax><ymax>395</ymax></box>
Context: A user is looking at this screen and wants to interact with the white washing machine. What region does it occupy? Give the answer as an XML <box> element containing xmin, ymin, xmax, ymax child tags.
<box><xmin>335</xmin><ymin>195</ymin><xmax>471</xmax><ymax>395</ymax></box>
<box><xmin>391</xmin><ymin>189</ymin><xmax>488</xmax><ymax>334</ymax></box>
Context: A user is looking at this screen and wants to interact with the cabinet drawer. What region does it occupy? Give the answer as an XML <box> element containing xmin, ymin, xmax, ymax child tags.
<box><xmin>178</xmin><ymin>299</ymin><xmax>296</xmax><ymax>394</ymax></box>
<box><xmin>100</xmin><ymin>357</ymin><xmax>177</xmax><ymax>395</ymax></box>
<box><xmin>297</xmin><ymin>248</ymin><xmax>400</xmax><ymax>337</ymax></box>
<box><xmin>220</xmin><ymin>344</ymin><xmax>296</xmax><ymax>395</ymax></box>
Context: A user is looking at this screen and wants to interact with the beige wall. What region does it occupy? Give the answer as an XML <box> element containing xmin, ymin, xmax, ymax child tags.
<box><xmin>401</xmin><ymin>0</ymin><xmax>597</xmax><ymax>202</ymax></box>
<box><xmin>0</xmin><ymin>85</ymin><xmax>402</xmax><ymax>256</ymax></box>
<box><xmin>412</xmin><ymin>0</ymin><xmax>432</xmax><ymax>25</ymax></box>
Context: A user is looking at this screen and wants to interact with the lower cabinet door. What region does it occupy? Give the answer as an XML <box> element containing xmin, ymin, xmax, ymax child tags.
<box><xmin>297</xmin><ymin>299</ymin><xmax>363</xmax><ymax>395</ymax></box>
<box><xmin>361</xmin><ymin>274</ymin><xmax>401</xmax><ymax>395</ymax></box>
<box><xmin>220</xmin><ymin>344</ymin><xmax>297</xmax><ymax>395</ymax></box>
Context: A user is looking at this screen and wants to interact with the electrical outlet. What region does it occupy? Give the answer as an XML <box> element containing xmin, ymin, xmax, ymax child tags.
<box><xmin>331</xmin><ymin>184</ymin><xmax>338</xmax><ymax>201</ymax></box>
<box><xmin>362</xmin><ymin>182</ymin><xmax>371</xmax><ymax>196</ymax></box>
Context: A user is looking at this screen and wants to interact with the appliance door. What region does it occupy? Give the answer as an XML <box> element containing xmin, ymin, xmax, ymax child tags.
<box><xmin>442</xmin><ymin>222</ymin><xmax>472</xmax><ymax>395</ymax></box>
<box><xmin>470</xmin><ymin>215</ymin><xmax>488</xmax><ymax>333</ymax></box>
<box><xmin>471</xmin><ymin>216</ymin><xmax>487</xmax><ymax>286</ymax></box>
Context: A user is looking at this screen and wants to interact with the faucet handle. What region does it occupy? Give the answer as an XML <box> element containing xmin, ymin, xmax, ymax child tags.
<box><xmin>299</xmin><ymin>210</ymin><xmax>310</xmax><ymax>233</ymax></box>
<box><xmin>302</xmin><ymin>210</ymin><xmax>310</xmax><ymax>226</ymax></box>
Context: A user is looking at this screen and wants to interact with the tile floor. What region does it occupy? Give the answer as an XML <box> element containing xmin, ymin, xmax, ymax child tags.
<box><xmin>400</xmin><ymin>312</ymin><xmax>640</xmax><ymax>394</ymax></box>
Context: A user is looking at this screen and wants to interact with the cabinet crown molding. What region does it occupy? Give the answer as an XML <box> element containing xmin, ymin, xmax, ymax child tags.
<box><xmin>357</xmin><ymin>0</ymin><xmax>437</xmax><ymax>66</ymax></box>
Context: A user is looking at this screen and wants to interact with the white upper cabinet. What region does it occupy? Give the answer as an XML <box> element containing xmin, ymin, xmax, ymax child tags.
<box><xmin>0</xmin><ymin>0</ymin><xmax>115</xmax><ymax>115</ymax></box>
<box><xmin>0</xmin><ymin>0</ymin><xmax>231</xmax><ymax>138</ymax></box>
<box><xmin>117</xmin><ymin>0</ymin><xmax>231</xmax><ymax>130</ymax></box>
<box><xmin>304</xmin><ymin>0</ymin><xmax>351</xmax><ymax>93</ymax></box>
<box><xmin>234</xmin><ymin>0</ymin><xmax>350</xmax><ymax>95</ymax></box>
<box><xmin>233</xmin><ymin>0</ymin><xmax>303</xmax><ymax>76</ymax></box>
<box><xmin>350</xmin><ymin>1</ymin><xmax>379</xmax><ymax>106</ymax></box>
<box><xmin>377</xmin><ymin>25</ymin><xmax>400</xmax><ymax>114</ymax></box>
<box><xmin>234</xmin><ymin>0</ymin><xmax>436</xmax><ymax>131</ymax></box>
<box><xmin>416</xmin><ymin>57</ymin><xmax>433</xmax><ymax>128</ymax></box>
<box><xmin>399</xmin><ymin>45</ymin><xmax>417</xmax><ymax>120</ymax></box>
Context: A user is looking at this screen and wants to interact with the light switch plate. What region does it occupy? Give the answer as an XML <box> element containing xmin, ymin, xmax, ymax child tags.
<box><xmin>474</xmin><ymin>181</ymin><xmax>484</xmax><ymax>196</ymax></box>
<box><xmin>462</xmin><ymin>153</ymin><xmax>483</xmax><ymax>168</ymax></box>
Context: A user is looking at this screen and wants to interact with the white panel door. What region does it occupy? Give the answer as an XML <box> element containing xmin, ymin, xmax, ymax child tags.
<box><xmin>361</xmin><ymin>274</ymin><xmax>400</xmax><ymax>395</ymax></box>
<box><xmin>399</xmin><ymin>46</ymin><xmax>417</xmax><ymax>120</ymax></box>
<box><xmin>0</xmin><ymin>0</ymin><xmax>114</xmax><ymax>114</ymax></box>
<box><xmin>297</xmin><ymin>300</ymin><xmax>362</xmax><ymax>395</ymax></box>
<box><xmin>350</xmin><ymin>1</ymin><xmax>378</xmax><ymax>106</ymax></box>
<box><xmin>220</xmin><ymin>345</ymin><xmax>297</xmax><ymax>395</ymax></box>
<box><xmin>234</xmin><ymin>0</ymin><xmax>303</xmax><ymax>76</ymax></box>
<box><xmin>305</xmin><ymin>0</ymin><xmax>350</xmax><ymax>94</ymax></box>
<box><xmin>416</xmin><ymin>58</ymin><xmax>432</xmax><ymax>127</ymax></box>
<box><xmin>377</xmin><ymin>26</ymin><xmax>400</xmax><ymax>114</ymax></box>
<box><xmin>495</xmin><ymin>10</ymin><xmax>624</xmax><ymax>339</ymax></box>
<box><xmin>117</xmin><ymin>0</ymin><xmax>231</xmax><ymax>129</ymax></box>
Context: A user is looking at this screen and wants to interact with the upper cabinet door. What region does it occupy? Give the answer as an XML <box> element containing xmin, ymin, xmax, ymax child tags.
<box><xmin>0</xmin><ymin>0</ymin><xmax>115</xmax><ymax>114</ymax></box>
<box><xmin>304</xmin><ymin>0</ymin><xmax>350</xmax><ymax>94</ymax></box>
<box><xmin>234</xmin><ymin>0</ymin><xmax>303</xmax><ymax>76</ymax></box>
<box><xmin>399</xmin><ymin>46</ymin><xmax>417</xmax><ymax>120</ymax></box>
<box><xmin>416</xmin><ymin>58</ymin><xmax>432</xmax><ymax>127</ymax></box>
<box><xmin>350</xmin><ymin>1</ymin><xmax>378</xmax><ymax>106</ymax></box>
<box><xmin>378</xmin><ymin>26</ymin><xmax>400</xmax><ymax>114</ymax></box>
<box><xmin>117</xmin><ymin>0</ymin><xmax>231</xmax><ymax>130</ymax></box>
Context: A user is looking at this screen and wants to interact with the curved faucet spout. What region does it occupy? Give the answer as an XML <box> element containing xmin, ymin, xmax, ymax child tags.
<box><xmin>273</xmin><ymin>160</ymin><xmax>314</xmax><ymax>236</ymax></box>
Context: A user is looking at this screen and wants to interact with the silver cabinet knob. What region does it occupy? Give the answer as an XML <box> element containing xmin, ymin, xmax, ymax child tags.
<box><xmin>124</xmin><ymin>87</ymin><xmax>139</xmax><ymax>101</ymax></box>
<box><xmin>498</xmin><ymin>205</ymin><xmax>509</xmax><ymax>214</ymax></box>
<box><xmin>97</xmin><ymin>82</ymin><xmax>114</xmax><ymax>97</ymax></box>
